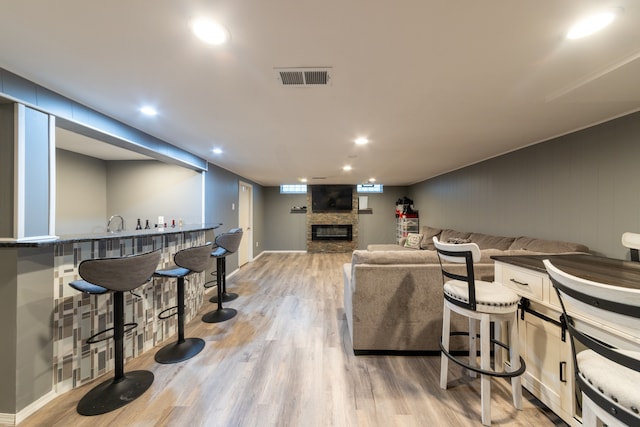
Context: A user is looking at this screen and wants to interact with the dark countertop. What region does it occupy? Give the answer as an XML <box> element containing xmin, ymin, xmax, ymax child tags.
<box><xmin>0</xmin><ymin>223</ymin><xmax>222</xmax><ymax>247</ymax></box>
<box><xmin>492</xmin><ymin>253</ymin><xmax>640</xmax><ymax>290</ymax></box>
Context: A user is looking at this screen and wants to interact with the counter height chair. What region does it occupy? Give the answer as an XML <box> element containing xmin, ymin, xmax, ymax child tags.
<box><xmin>202</xmin><ymin>228</ymin><xmax>243</xmax><ymax>323</ymax></box>
<box><xmin>68</xmin><ymin>249</ymin><xmax>161</xmax><ymax>416</ymax></box>
<box><xmin>433</xmin><ymin>237</ymin><xmax>525</xmax><ymax>426</ymax></box>
<box><xmin>622</xmin><ymin>232</ymin><xmax>640</xmax><ymax>262</ymax></box>
<box><xmin>544</xmin><ymin>259</ymin><xmax>640</xmax><ymax>427</ymax></box>
<box><xmin>153</xmin><ymin>242</ymin><xmax>213</xmax><ymax>364</ymax></box>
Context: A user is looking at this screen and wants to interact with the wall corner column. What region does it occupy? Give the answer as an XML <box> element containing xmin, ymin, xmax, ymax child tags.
<box><xmin>0</xmin><ymin>103</ymin><xmax>56</xmax><ymax>242</ymax></box>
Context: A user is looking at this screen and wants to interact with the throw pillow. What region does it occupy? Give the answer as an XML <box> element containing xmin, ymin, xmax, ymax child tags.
<box><xmin>404</xmin><ymin>233</ymin><xmax>424</xmax><ymax>249</ymax></box>
<box><xmin>447</xmin><ymin>237</ymin><xmax>471</xmax><ymax>244</ymax></box>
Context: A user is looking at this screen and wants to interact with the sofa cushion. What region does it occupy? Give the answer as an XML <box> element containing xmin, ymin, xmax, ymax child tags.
<box><xmin>419</xmin><ymin>226</ymin><xmax>442</xmax><ymax>250</ymax></box>
<box><xmin>446</xmin><ymin>237</ymin><xmax>471</xmax><ymax>244</ymax></box>
<box><xmin>469</xmin><ymin>232</ymin><xmax>516</xmax><ymax>250</ymax></box>
<box><xmin>508</xmin><ymin>236</ymin><xmax>589</xmax><ymax>253</ymax></box>
<box><xmin>352</xmin><ymin>249</ymin><xmax>441</xmax><ymax>265</ymax></box>
<box><xmin>404</xmin><ymin>233</ymin><xmax>423</xmax><ymax>249</ymax></box>
<box><xmin>440</xmin><ymin>229</ymin><xmax>472</xmax><ymax>244</ymax></box>
<box><xmin>367</xmin><ymin>243</ymin><xmax>413</xmax><ymax>251</ymax></box>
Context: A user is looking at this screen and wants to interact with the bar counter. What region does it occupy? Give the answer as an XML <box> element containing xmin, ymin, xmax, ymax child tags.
<box><xmin>0</xmin><ymin>223</ymin><xmax>222</xmax><ymax>246</ymax></box>
<box><xmin>0</xmin><ymin>223</ymin><xmax>221</xmax><ymax>424</ymax></box>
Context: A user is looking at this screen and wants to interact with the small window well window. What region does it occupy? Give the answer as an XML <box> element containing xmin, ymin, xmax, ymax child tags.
<box><xmin>357</xmin><ymin>184</ymin><xmax>383</xmax><ymax>193</ymax></box>
<box><xmin>280</xmin><ymin>184</ymin><xmax>308</xmax><ymax>194</ymax></box>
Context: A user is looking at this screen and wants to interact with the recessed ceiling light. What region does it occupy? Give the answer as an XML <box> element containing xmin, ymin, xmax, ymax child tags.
<box><xmin>343</xmin><ymin>165</ymin><xmax>352</xmax><ymax>171</ymax></box>
<box><xmin>191</xmin><ymin>18</ymin><xmax>229</xmax><ymax>45</ymax></box>
<box><xmin>368</xmin><ymin>178</ymin><xmax>376</xmax><ymax>183</ymax></box>
<box><xmin>567</xmin><ymin>10</ymin><xmax>618</xmax><ymax>39</ymax></box>
<box><xmin>212</xmin><ymin>148</ymin><xmax>223</xmax><ymax>154</ymax></box>
<box><xmin>299</xmin><ymin>178</ymin><xmax>308</xmax><ymax>183</ymax></box>
<box><xmin>140</xmin><ymin>106</ymin><xmax>157</xmax><ymax>116</ymax></box>
<box><xmin>355</xmin><ymin>137</ymin><xmax>369</xmax><ymax>145</ymax></box>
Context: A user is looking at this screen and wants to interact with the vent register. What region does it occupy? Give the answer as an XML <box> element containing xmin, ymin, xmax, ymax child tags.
<box><xmin>274</xmin><ymin>67</ymin><xmax>332</xmax><ymax>86</ymax></box>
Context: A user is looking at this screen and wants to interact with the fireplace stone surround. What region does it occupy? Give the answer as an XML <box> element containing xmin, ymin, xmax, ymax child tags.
<box><xmin>306</xmin><ymin>189</ymin><xmax>358</xmax><ymax>253</ymax></box>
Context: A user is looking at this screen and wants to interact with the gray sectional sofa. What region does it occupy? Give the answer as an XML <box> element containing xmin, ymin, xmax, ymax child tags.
<box><xmin>343</xmin><ymin>226</ymin><xmax>589</xmax><ymax>354</ymax></box>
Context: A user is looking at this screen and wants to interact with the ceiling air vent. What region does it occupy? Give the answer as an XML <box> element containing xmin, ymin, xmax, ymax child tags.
<box><xmin>274</xmin><ymin>67</ymin><xmax>332</xmax><ymax>87</ymax></box>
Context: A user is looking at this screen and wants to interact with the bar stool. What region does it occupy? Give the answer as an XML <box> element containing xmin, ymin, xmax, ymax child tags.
<box><xmin>545</xmin><ymin>259</ymin><xmax>640</xmax><ymax>427</ymax></box>
<box><xmin>153</xmin><ymin>242</ymin><xmax>213</xmax><ymax>364</ymax></box>
<box><xmin>622</xmin><ymin>232</ymin><xmax>640</xmax><ymax>262</ymax></box>
<box><xmin>206</xmin><ymin>227</ymin><xmax>244</xmax><ymax>303</ymax></box>
<box><xmin>68</xmin><ymin>250</ymin><xmax>161</xmax><ymax>416</ymax></box>
<box><xmin>433</xmin><ymin>237</ymin><xmax>525</xmax><ymax>426</ymax></box>
<box><xmin>202</xmin><ymin>228</ymin><xmax>243</xmax><ymax>323</ymax></box>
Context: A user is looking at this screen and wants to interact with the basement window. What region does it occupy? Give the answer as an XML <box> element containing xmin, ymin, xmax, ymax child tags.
<box><xmin>280</xmin><ymin>184</ymin><xmax>307</xmax><ymax>194</ymax></box>
<box><xmin>357</xmin><ymin>184</ymin><xmax>383</xmax><ymax>193</ymax></box>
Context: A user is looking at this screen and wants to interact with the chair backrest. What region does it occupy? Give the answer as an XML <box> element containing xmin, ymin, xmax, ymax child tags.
<box><xmin>433</xmin><ymin>236</ymin><xmax>481</xmax><ymax>311</ymax></box>
<box><xmin>78</xmin><ymin>250</ymin><xmax>161</xmax><ymax>292</ymax></box>
<box><xmin>174</xmin><ymin>242</ymin><xmax>213</xmax><ymax>273</ymax></box>
<box><xmin>622</xmin><ymin>232</ymin><xmax>640</xmax><ymax>261</ymax></box>
<box><xmin>543</xmin><ymin>259</ymin><xmax>640</xmax><ymax>425</ymax></box>
<box><xmin>215</xmin><ymin>228</ymin><xmax>243</xmax><ymax>253</ymax></box>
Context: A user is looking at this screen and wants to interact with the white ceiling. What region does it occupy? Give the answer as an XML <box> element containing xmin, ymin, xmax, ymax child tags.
<box><xmin>1</xmin><ymin>1</ymin><xmax>639</xmax><ymax>186</ymax></box>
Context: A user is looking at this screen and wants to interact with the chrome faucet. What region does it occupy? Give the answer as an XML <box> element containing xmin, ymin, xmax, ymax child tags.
<box><xmin>107</xmin><ymin>215</ymin><xmax>125</xmax><ymax>233</ymax></box>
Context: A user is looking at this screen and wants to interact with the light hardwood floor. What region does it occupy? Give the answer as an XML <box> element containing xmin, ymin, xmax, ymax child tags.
<box><xmin>19</xmin><ymin>252</ymin><xmax>567</xmax><ymax>427</ymax></box>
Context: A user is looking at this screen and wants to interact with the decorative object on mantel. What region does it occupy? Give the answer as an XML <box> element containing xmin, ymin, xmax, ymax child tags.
<box><xmin>358</xmin><ymin>196</ymin><xmax>373</xmax><ymax>214</ymax></box>
<box><xmin>290</xmin><ymin>206</ymin><xmax>307</xmax><ymax>213</ymax></box>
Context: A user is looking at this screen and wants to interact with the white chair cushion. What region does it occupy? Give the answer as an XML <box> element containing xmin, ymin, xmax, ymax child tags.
<box><xmin>577</xmin><ymin>349</ymin><xmax>640</xmax><ymax>417</ymax></box>
<box><xmin>444</xmin><ymin>280</ymin><xmax>520</xmax><ymax>314</ymax></box>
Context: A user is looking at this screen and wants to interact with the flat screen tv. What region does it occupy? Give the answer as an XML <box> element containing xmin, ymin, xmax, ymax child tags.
<box><xmin>311</xmin><ymin>185</ymin><xmax>353</xmax><ymax>212</ymax></box>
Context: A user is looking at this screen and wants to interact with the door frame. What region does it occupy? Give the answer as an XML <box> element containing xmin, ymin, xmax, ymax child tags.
<box><xmin>238</xmin><ymin>181</ymin><xmax>253</xmax><ymax>266</ymax></box>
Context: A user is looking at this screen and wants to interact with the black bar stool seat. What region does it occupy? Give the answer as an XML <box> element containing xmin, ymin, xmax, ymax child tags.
<box><xmin>202</xmin><ymin>228</ymin><xmax>243</xmax><ymax>323</ymax></box>
<box><xmin>68</xmin><ymin>250</ymin><xmax>161</xmax><ymax>416</ymax></box>
<box><xmin>153</xmin><ymin>242</ymin><xmax>213</xmax><ymax>364</ymax></box>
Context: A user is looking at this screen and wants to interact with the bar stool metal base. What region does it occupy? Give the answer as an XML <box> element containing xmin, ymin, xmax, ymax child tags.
<box><xmin>209</xmin><ymin>291</ymin><xmax>238</xmax><ymax>303</ymax></box>
<box><xmin>202</xmin><ymin>307</ymin><xmax>237</xmax><ymax>323</ymax></box>
<box><xmin>76</xmin><ymin>370</ymin><xmax>154</xmax><ymax>416</ymax></box>
<box><xmin>154</xmin><ymin>337</ymin><xmax>206</xmax><ymax>364</ymax></box>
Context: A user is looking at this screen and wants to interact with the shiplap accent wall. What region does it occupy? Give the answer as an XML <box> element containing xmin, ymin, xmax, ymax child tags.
<box><xmin>410</xmin><ymin>111</ymin><xmax>640</xmax><ymax>259</ymax></box>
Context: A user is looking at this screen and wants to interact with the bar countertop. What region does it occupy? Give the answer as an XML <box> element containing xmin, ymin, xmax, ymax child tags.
<box><xmin>492</xmin><ymin>253</ymin><xmax>640</xmax><ymax>291</ymax></box>
<box><xmin>0</xmin><ymin>223</ymin><xmax>222</xmax><ymax>247</ymax></box>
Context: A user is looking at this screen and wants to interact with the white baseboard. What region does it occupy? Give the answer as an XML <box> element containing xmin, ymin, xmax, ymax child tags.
<box><xmin>0</xmin><ymin>390</ymin><xmax>58</xmax><ymax>426</ymax></box>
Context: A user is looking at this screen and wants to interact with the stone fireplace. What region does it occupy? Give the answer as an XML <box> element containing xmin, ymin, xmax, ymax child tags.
<box><xmin>306</xmin><ymin>189</ymin><xmax>358</xmax><ymax>253</ymax></box>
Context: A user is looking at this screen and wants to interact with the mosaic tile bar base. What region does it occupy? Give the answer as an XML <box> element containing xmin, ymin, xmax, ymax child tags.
<box><xmin>52</xmin><ymin>231</ymin><xmax>206</xmax><ymax>394</ymax></box>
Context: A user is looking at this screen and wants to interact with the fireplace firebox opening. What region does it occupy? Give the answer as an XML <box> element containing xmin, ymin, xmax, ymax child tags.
<box><xmin>311</xmin><ymin>224</ymin><xmax>353</xmax><ymax>241</ymax></box>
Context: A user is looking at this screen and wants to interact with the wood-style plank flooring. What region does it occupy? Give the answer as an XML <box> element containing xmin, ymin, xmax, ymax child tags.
<box><xmin>19</xmin><ymin>252</ymin><xmax>568</xmax><ymax>427</ymax></box>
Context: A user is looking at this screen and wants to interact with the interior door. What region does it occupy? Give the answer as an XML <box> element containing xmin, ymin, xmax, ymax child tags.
<box><xmin>238</xmin><ymin>181</ymin><xmax>252</xmax><ymax>266</ymax></box>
